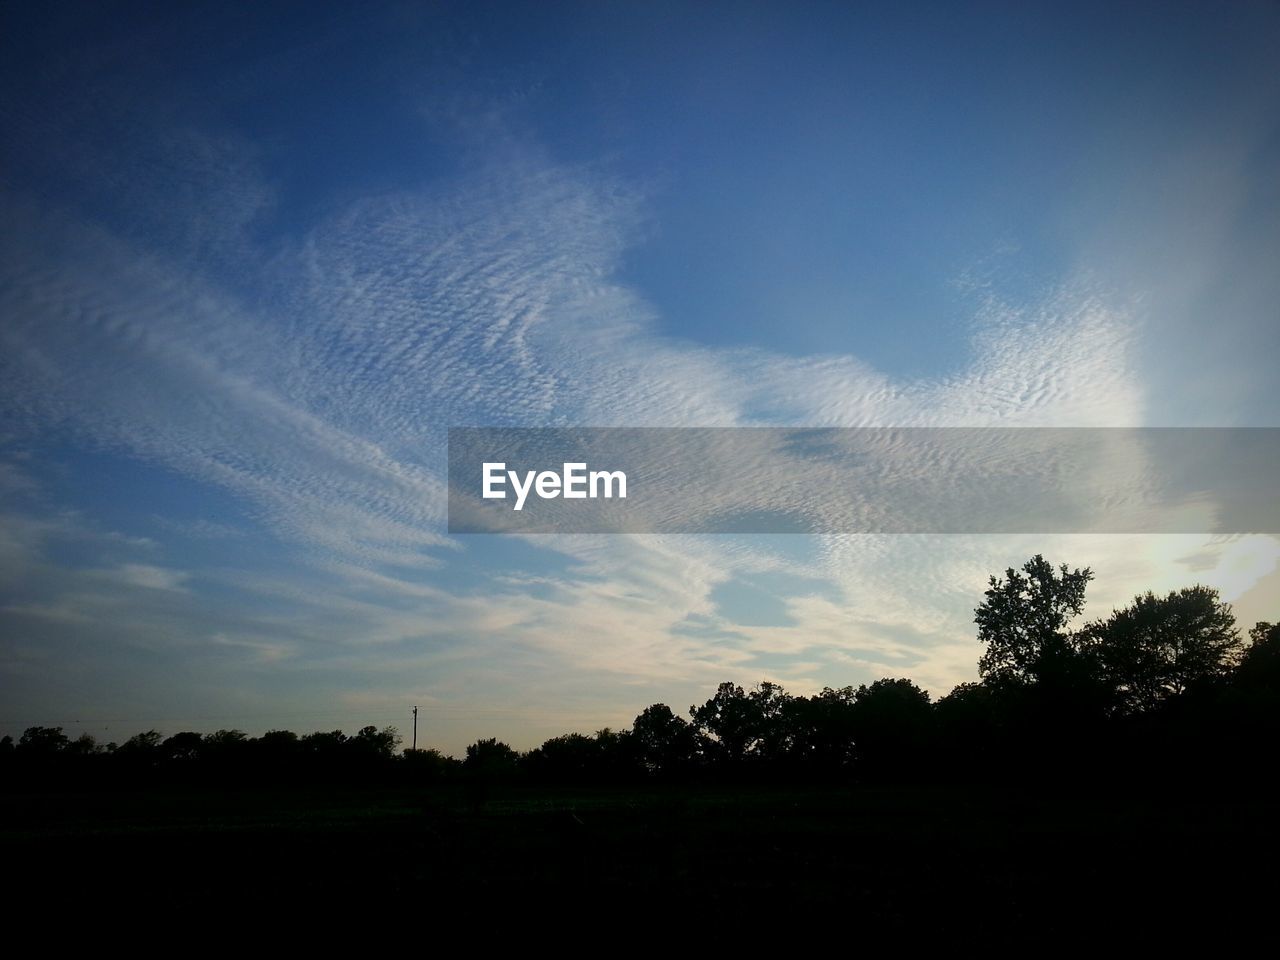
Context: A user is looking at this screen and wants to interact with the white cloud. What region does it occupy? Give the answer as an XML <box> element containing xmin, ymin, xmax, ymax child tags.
<box><xmin>109</xmin><ymin>564</ymin><xmax>190</xmax><ymax>592</ymax></box>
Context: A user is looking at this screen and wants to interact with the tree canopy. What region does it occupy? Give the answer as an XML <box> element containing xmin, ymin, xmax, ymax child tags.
<box><xmin>1085</xmin><ymin>585</ymin><xmax>1242</xmax><ymax>713</ymax></box>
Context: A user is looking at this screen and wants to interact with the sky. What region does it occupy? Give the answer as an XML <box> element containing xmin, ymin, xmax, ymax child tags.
<box><xmin>2</xmin><ymin>1</ymin><xmax>1278</xmax><ymax>754</ymax></box>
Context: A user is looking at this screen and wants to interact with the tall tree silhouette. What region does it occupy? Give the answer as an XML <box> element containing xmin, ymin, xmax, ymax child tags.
<box><xmin>975</xmin><ymin>555</ymin><xmax>1094</xmax><ymax>689</ymax></box>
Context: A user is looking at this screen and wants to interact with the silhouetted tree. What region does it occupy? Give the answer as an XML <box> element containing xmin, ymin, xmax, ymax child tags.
<box><xmin>934</xmin><ymin>681</ymin><xmax>1002</xmax><ymax>778</ymax></box>
<box><xmin>971</xmin><ymin>556</ymin><xmax>1115</xmax><ymax>778</ymax></box>
<box><xmin>1236</xmin><ymin>621</ymin><xmax>1280</xmax><ymax>691</ymax></box>
<box><xmin>402</xmin><ymin>747</ymin><xmax>459</xmax><ymax>783</ymax></box>
<box><xmin>525</xmin><ymin>733</ymin><xmax>597</xmax><ymax>780</ymax></box>
<box><xmin>18</xmin><ymin>726</ymin><xmax>69</xmax><ymax>756</ymax></box>
<box><xmin>850</xmin><ymin>678</ymin><xmax>933</xmax><ymax>779</ymax></box>
<box><xmin>67</xmin><ymin>733</ymin><xmax>99</xmax><ymax>757</ymax></box>
<box><xmin>162</xmin><ymin>731</ymin><xmax>204</xmax><ymax>763</ymax></box>
<box><xmin>748</xmin><ymin>681</ymin><xmax>793</xmax><ymax>760</ymax></box>
<box><xmin>784</xmin><ymin>686</ymin><xmax>858</xmax><ymax>771</ymax></box>
<box><xmin>632</xmin><ymin>704</ymin><xmax>698</xmax><ymax>775</ymax></box>
<box><xmin>112</xmin><ymin>729</ymin><xmax>164</xmax><ymax>775</ymax></box>
<box><xmin>255</xmin><ymin>729</ymin><xmax>300</xmax><ymax>758</ymax></box>
<box><xmin>196</xmin><ymin>729</ymin><xmax>248</xmax><ymax>773</ymax></box>
<box><xmin>975</xmin><ymin>555</ymin><xmax>1094</xmax><ymax>689</ymax></box>
<box><xmin>464</xmin><ymin>737</ymin><xmax>519</xmax><ymax>775</ymax></box>
<box><xmin>463</xmin><ymin>737</ymin><xmax>520</xmax><ymax>809</ymax></box>
<box><xmin>691</xmin><ymin>682</ymin><xmax>753</xmax><ymax>762</ymax></box>
<box><xmin>117</xmin><ymin>730</ymin><xmax>163</xmax><ymax>756</ymax></box>
<box><xmin>301</xmin><ymin>730</ymin><xmax>348</xmax><ymax>760</ymax></box>
<box><xmin>1224</xmin><ymin>621</ymin><xmax>1280</xmax><ymax>779</ymax></box>
<box><xmin>591</xmin><ymin>727</ymin><xmax>640</xmax><ymax>779</ymax></box>
<box><xmin>1085</xmin><ymin>586</ymin><xmax>1242</xmax><ymax>714</ymax></box>
<box><xmin>690</xmin><ymin>681</ymin><xmax>791</xmax><ymax>764</ymax></box>
<box><xmin>350</xmin><ymin>725</ymin><xmax>400</xmax><ymax>760</ymax></box>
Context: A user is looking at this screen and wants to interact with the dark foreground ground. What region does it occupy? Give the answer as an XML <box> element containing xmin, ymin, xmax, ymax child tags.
<box><xmin>3</xmin><ymin>781</ymin><xmax>1275</xmax><ymax>935</ymax></box>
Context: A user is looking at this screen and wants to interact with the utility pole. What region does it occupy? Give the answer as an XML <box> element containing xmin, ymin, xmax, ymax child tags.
<box><xmin>412</xmin><ymin>705</ymin><xmax>418</xmax><ymax>752</ymax></box>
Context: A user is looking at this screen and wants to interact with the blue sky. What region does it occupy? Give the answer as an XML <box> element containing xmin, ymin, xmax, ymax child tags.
<box><xmin>2</xmin><ymin>1</ymin><xmax>1278</xmax><ymax>752</ymax></box>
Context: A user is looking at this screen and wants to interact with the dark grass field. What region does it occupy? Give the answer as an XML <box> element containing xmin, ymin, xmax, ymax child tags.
<box><xmin>3</xmin><ymin>781</ymin><xmax>1275</xmax><ymax>934</ymax></box>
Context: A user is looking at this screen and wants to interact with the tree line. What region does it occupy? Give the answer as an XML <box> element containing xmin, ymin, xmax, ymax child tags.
<box><xmin>5</xmin><ymin>555</ymin><xmax>1277</xmax><ymax>788</ymax></box>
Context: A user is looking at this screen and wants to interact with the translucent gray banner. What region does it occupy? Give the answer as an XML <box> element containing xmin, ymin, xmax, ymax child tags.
<box><xmin>447</xmin><ymin>428</ymin><xmax>1278</xmax><ymax>534</ymax></box>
